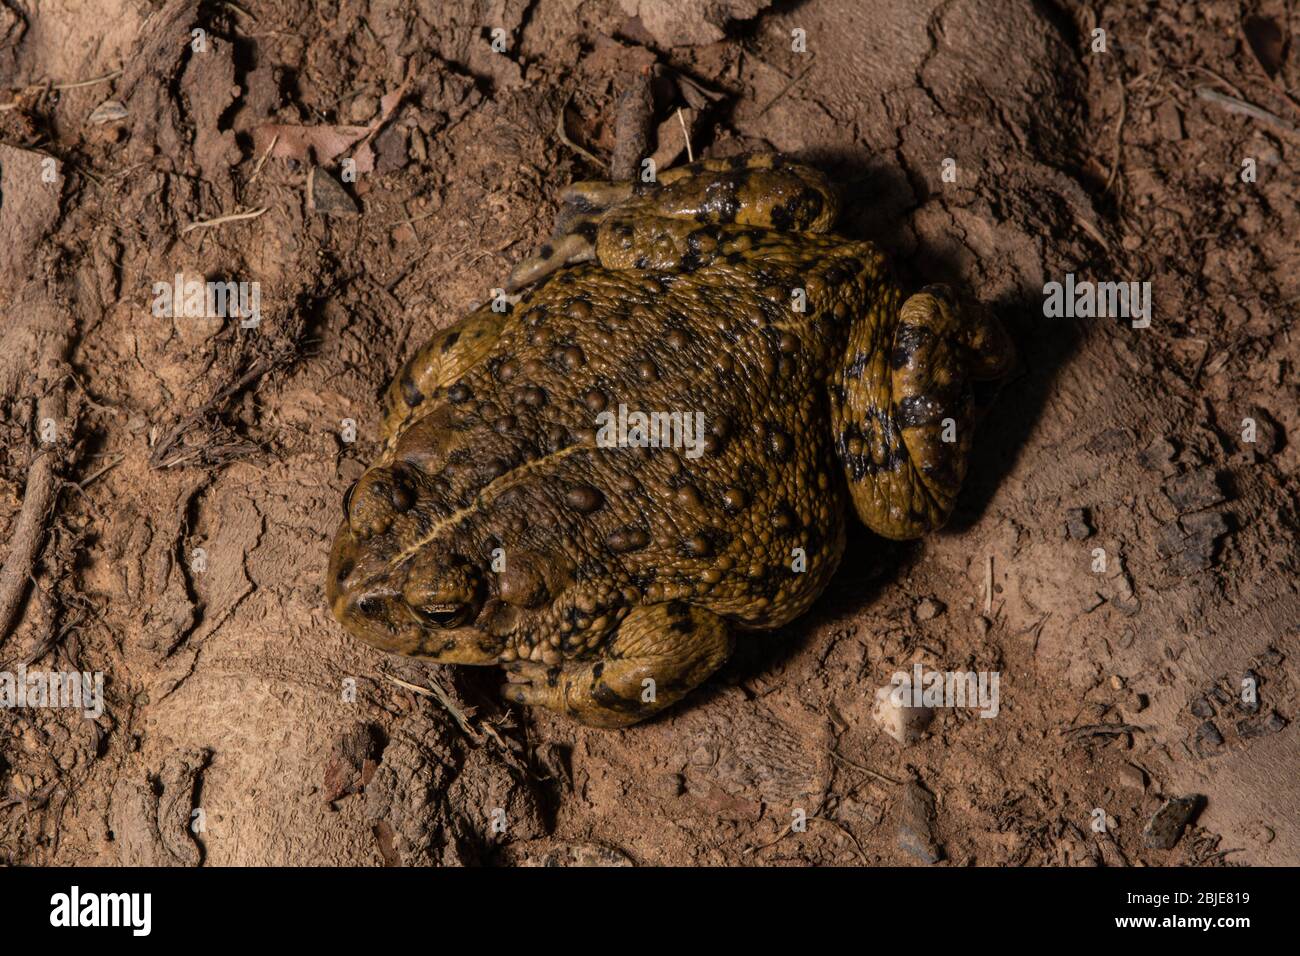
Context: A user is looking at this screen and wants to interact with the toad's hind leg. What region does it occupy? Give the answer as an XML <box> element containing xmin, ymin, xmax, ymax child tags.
<box><xmin>830</xmin><ymin>285</ymin><xmax>1014</xmax><ymax>540</ymax></box>
<box><xmin>501</xmin><ymin>602</ymin><xmax>733</xmax><ymax>728</ymax></box>
<box><xmin>507</xmin><ymin>153</ymin><xmax>839</xmax><ymax>290</ymax></box>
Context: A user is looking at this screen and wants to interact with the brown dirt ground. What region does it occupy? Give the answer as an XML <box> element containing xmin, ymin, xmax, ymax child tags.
<box><xmin>1</xmin><ymin>0</ymin><xmax>1296</xmax><ymax>867</ymax></box>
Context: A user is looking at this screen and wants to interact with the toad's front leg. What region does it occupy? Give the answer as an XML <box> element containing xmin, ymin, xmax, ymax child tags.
<box><xmin>506</xmin><ymin>153</ymin><xmax>839</xmax><ymax>289</ymax></box>
<box><xmin>501</xmin><ymin>602</ymin><xmax>733</xmax><ymax>728</ymax></box>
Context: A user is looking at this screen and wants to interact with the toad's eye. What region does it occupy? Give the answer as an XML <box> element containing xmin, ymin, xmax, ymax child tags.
<box><xmin>412</xmin><ymin>603</ymin><xmax>468</xmax><ymax>628</ymax></box>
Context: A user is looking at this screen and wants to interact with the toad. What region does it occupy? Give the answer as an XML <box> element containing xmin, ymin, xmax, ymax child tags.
<box><xmin>326</xmin><ymin>154</ymin><xmax>1013</xmax><ymax>727</ymax></box>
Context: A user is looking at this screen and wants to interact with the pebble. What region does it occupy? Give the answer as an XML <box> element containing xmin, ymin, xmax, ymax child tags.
<box><xmin>1143</xmin><ymin>795</ymin><xmax>1201</xmax><ymax>849</ymax></box>
<box><xmin>1118</xmin><ymin>764</ymin><xmax>1147</xmax><ymax>791</ymax></box>
<box><xmin>872</xmin><ymin>683</ymin><xmax>934</xmax><ymax>745</ymax></box>
<box><xmin>914</xmin><ymin>597</ymin><xmax>944</xmax><ymax>621</ymax></box>
<box><xmin>895</xmin><ymin>781</ymin><xmax>943</xmax><ymax>865</ymax></box>
<box><xmin>1065</xmin><ymin>507</ymin><xmax>1093</xmax><ymax>540</ymax></box>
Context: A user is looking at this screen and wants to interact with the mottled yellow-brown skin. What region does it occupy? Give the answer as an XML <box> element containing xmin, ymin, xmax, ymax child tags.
<box><xmin>326</xmin><ymin>154</ymin><xmax>1013</xmax><ymax>728</ymax></box>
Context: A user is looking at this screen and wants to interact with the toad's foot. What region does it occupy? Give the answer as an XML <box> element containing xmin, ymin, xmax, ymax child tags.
<box><xmin>831</xmin><ymin>284</ymin><xmax>1015</xmax><ymax>539</ymax></box>
<box><xmin>500</xmin><ymin>602</ymin><xmax>732</xmax><ymax>728</ymax></box>
<box><xmin>506</xmin><ymin>152</ymin><xmax>839</xmax><ymax>290</ymax></box>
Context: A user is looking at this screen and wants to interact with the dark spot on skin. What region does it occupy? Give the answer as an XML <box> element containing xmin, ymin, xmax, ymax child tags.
<box><xmin>400</xmin><ymin>375</ymin><xmax>424</xmax><ymax>408</ymax></box>
<box><xmin>665</xmin><ymin>603</ymin><xmax>695</xmax><ymax>634</ymax></box>
<box><xmin>766</xmin><ymin>425</ymin><xmax>794</xmax><ymax>461</ymax></box>
<box><xmin>823</xmin><ymin>262</ymin><xmax>852</xmax><ymax>287</ymax></box>
<box><xmin>634</xmin><ymin>255</ymin><xmax>649</xmax><ymax>269</ymax></box>
<box><xmin>516</xmin><ymin>385</ymin><xmax>547</xmax><ymax>408</ymax></box>
<box><xmin>770</xmin><ymin>505</ymin><xmax>799</xmax><ymax>533</ymax></box>
<box><xmin>389</xmin><ymin>465</ymin><xmax>417</xmax><ymax>512</ymax></box>
<box><xmin>844</xmin><ymin>351</ymin><xmax>870</xmax><ymax>380</ymax></box>
<box><xmin>575</xmin><ymin>221</ymin><xmax>598</xmax><ymax>242</ymax></box>
<box><xmin>892</xmin><ymin>322</ymin><xmax>934</xmax><ymax>370</ymax></box>
<box><xmin>440</xmin><ymin>331</ymin><xmax>461</xmax><ymax>353</ymax></box>
<box><xmin>566</xmin><ymin>485</ymin><xmax>604</xmax><ymax>512</ymax></box>
<box><xmin>721</xmin><ymin>487</ymin><xmax>747</xmax><ymax>513</ymax></box>
<box><xmin>836</xmin><ymin>411</ymin><xmax>908</xmax><ymax>480</ymax></box>
<box><xmin>606</xmin><ymin>526</ymin><xmax>650</xmax><ymax>553</ymax></box>
<box><xmin>539</xmin><ymin>243</ymin><xmax>554</xmax><ymax>258</ymax></box>
<box><xmin>682</xmin><ymin>534</ymin><xmax>712</xmax><ymax>557</ymax></box>
<box><xmin>770</xmin><ymin>199</ymin><xmax>796</xmax><ymax>231</ymax></box>
<box><xmin>336</xmin><ymin>556</ymin><xmax>354</xmax><ymax>582</ymax></box>
<box><xmin>592</xmin><ymin>661</ymin><xmax>604</xmax><ymax>679</ymax></box>
<box><xmin>447</xmin><ymin>382</ymin><xmax>471</xmax><ymax>404</ymax></box>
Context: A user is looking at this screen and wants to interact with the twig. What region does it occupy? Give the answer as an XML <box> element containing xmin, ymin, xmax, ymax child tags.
<box><xmin>181</xmin><ymin>206</ymin><xmax>269</xmax><ymax>235</ymax></box>
<box><xmin>1195</xmin><ymin>86</ymin><xmax>1300</xmax><ymax>138</ymax></box>
<box><xmin>385</xmin><ymin>674</ymin><xmax>482</xmax><ymax>743</ymax></box>
<box><xmin>611</xmin><ymin>70</ymin><xmax>653</xmax><ymax>181</ymax></box>
<box><xmin>77</xmin><ymin>453</ymin><xmax>125</xmax><ymax>489</ymax></box>
<box><xmin>757</xmin><ymin>54</ymin><xmax>817</xmax><ymax>117</ymax></box>
<box><xmin>828</xmin><ymin>748</ymin><xmax>903</xmax><ymax>786</ymax></box>
<box><xmin>245</xmin><ymin>135</ymin><xmax>278</xmax><ymax>187</ymax></box>
<box><xmin>1104</xmin><ymin>79</ymin><xmax>1126</xmax><ymax>192</ymax></box>
<box><xmin>1063</xmin><ymin>723</ymin><xmax>1143</xmax><ymax>739</ymax></box>
<box><xmin>555</xmin><ymin>93</ymin><xmax>606</xmax><ymax>170</ymax></box>
<box><xmin>52</xmin><ymin>69</ymin><xmax>123</xmax><ymax>92</ymax></box>
<box><xmin>0</xmin><ymin>388</ymin><xmax>66</xmax><ymax>644</ymax></box>
<box><xmin>984</xmin><ymin>554</ymin><xmax>994</xmax><ymax>615</ymax></box>
<box><xmin>676</xmin><ymin>107</ymin><xmax>694</xmax><ymax>163</ymax></box>
<box><xmin>149</xmin><ymin>345</ymin><xmax>296</xmax><ymax>469</ymax></box>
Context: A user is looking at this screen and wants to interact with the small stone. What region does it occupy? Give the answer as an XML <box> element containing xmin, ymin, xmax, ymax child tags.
<box><xmin>872</xmin><ymin>683</ymin><xmax>934</xmax><ymax>746</ymax></box>
<box><xmin>309</xmin><ymin>166</ymin><xmax>359</xmax><ymax>216</ymax></box>
<box><xmin>1190</xmin><ymin>697</ymin><xmax>1214</xmax><ymax>718</ymax></box>
<box><xmin>914</xmin><ymin>597</ymin><xmax>944</xmax><ymax>621</ymax></box>
<box><xmin>1154</xmin><ymin>100</ymin><xmax>1184</xmax><ymax>140</ymax></box>
<box><xmin>1118</xmin><ymin>764</ymin><xmax>1147</xmax><ymax>791</ymax></box>
<box><xmin>1239</xmin><ymin>711</ymin><xmax>1288</xmax><ymax>738</ymax></box>
<box><xmin>1143</xmin><ymin>796</ymin><xmax>1201</xmax><ymax>849</ymax></box>
<box><xmin>1195</xmin><ymin>720</ymin><xmax>1223</xmax><ymax>749</ymax></box>
<box><xmin>1122</xmin><ymin>691</ymin><xmax>1147</xmax><ymax>717</ymax></box>
<box><xmin>1137</xmin><ymin>436</ymin><xmax>1177</xmax><ymax>472</ymax></box>
<box><xmin>391</xmin><ymin>222</ymin><xmax>416</xmax><ymax>243</ymax></box>
<box><xmin>348</xmin><ymin>93</ymin><xmax>379</xmax><ymax>123</ymax></box>
<box><xmin>895</xmin><ymin>781</ymin><xmax>943</xmax><ymax>864</ymax></box>
<box><xmin>1157</xmin><ymin>511</ymin><xmax>1228</xmax><ymax>575</ymax></box>
<box><xmin>1065</xmin><ymin>507</ymin><xmax>1093</xmax><ymax>540</ymax></box>
<box><xmin>649</xmin><ymin>772</ymin><xmax>685</xmax><ymax>798</ymax></box>
<box><xmin>1164</xmin><ymin>468</ymin><xmax>1225</xmax><ymax>513</ymax></box>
